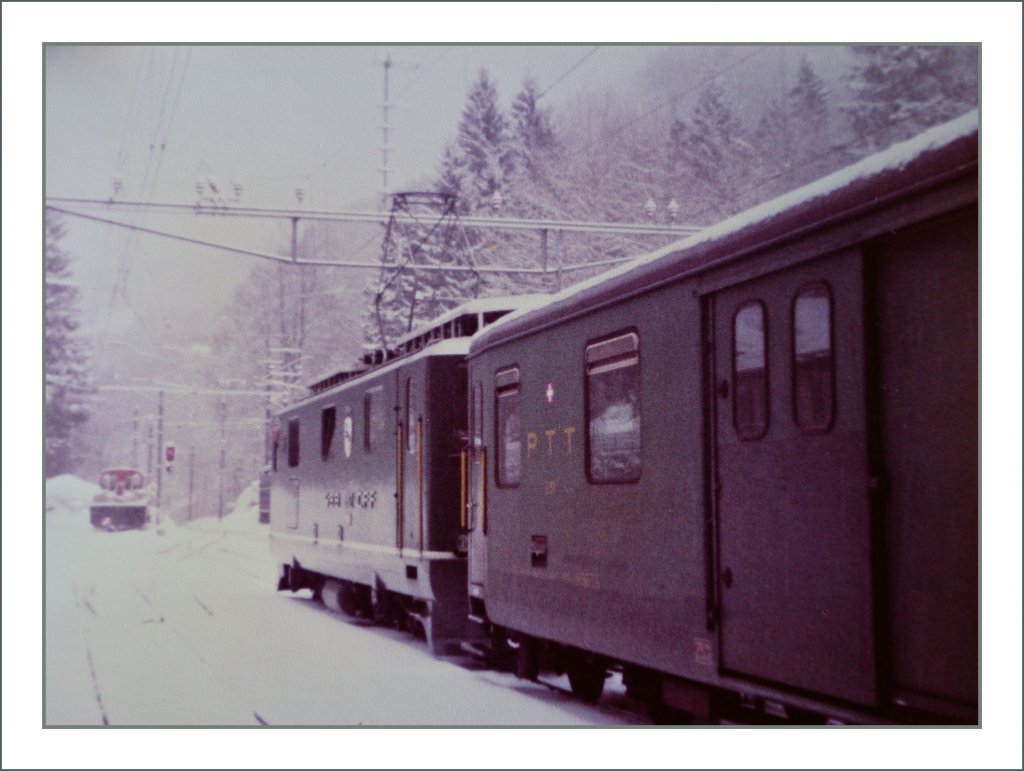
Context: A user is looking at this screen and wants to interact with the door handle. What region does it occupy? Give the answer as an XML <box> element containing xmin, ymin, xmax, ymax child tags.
<box><xmin>722</xmin><ymin>567</ymin><xmax>734</xmax><ymax>588</ymax></box>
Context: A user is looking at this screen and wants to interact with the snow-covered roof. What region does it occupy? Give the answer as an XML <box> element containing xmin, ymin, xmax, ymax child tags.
<box><xmin>471</xmin><ymin>110</ymin><xmax>979</xmax><ymax>354</ymax></box>
<box><xmin>390</xmin><ymin>294</ymin><xmax>548</xmax><ymax>350</ymax></box>
<box><xmin>295</xmin><ymin>294</ymin><xmax>552</xmax><ymax>407</ymax></box>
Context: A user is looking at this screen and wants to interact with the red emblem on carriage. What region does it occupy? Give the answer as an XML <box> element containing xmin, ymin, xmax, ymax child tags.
<box><xmin>545</xmin><ymin>382</ymin><xmax>555</xmax><ymax>404</ymax></box>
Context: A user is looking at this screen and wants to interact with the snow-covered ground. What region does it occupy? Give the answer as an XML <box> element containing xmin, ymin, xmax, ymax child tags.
<box><xmin>44</xmin><ymin>475</ymin><xmax>644</xmax><ymax>728</ymax></box>
<box><xmin>8</xmin><ymin>475</ymin><xmax>1013</xmax><ymax>769</ymax></box>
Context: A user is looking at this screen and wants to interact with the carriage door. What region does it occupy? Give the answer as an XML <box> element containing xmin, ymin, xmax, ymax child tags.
<box><xmin>711</xmin><ymin>249</ymin><xmax>876</xmax><ymax>706</ymax></box>
<box><xmin>403</xmin><ymin>375</ymin><xmax>423</xmax><ymax>552</ymax></box>
<box><xmin>467</xmin><ymin>378</ymin><xmax>488</xmax><ymax>596</ymax></box>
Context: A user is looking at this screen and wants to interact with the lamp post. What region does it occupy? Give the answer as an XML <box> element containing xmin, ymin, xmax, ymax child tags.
<box><xmin>667</xmin><ymin>198</ymin><xmax>680</xmax><ymax>222</ymax></box>
<box><xmin>644</xmin><ymin>197</ymin><xmax>657</xmax><ymax>220</ymax></box>
<box><xmin>644</xmin><ymin>196</ymin><xmax>680</xmax><ymax>223</ymax></box>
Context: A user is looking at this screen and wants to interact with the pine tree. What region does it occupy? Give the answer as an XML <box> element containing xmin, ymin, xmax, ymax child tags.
<box><xmin>452</xmin><ymin>69</ymin><xmax>515</xmax><ymax>209</ymax></box>
<box><xmin>790</xmin><ymin>55</ymin><xmax>829</xmax><ymax>135</ymax></box>
<box><xmin>755</xmin><ymin>98</ymin><xmax>796</xmax><ymax>180</ymax></box>
<box><xmin>363</xmin><ymin>70</ymin><xmax>516</xmax><ymax>350</ymax></box>
<box><xmin>45</xmin><ymin>212</ymin><xmax>93</xmax><ymax>476</ymax></box>
<box><xmin>843</xmin><ymin>46</ymin><xmax>978</xmax><ymax>154</ymax></box>
<box><xmin>668</xmin><ymin>84</ymin><xmax>754</xmax><ymax>220</ymax></box>
<box><xmin>509</xmin><ymin>78</ymin><xmax>557</xmax><ymax>183</ymax></box>
<box><xmin>754</xmin><ymin>56</ymin><xmax>838</xmax><ymax>197</ymax></box>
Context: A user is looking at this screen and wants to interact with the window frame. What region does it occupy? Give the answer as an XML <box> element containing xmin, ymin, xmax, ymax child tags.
<box><xmin>494</xmin><ymin>365</ymin><xmax>522</xmax><ymax>489</ymax></box>
<box><xmin>472</xmin><ymin>380</ymin><xmax>483</xmax><ymax>449</ymax></box>
<box><xmin>791</xmin><ymin>281</ymin><xmax>836</xmax><ymax>435</ymax></box>
<box><xmin>732</xmin><ymin>300</ymin><xmax>770</xmax><ymax>442</ymax></box>
<box><xmin>584</xmin><ymin>329</ymin><xmax>642</xmax><ymax>485</ymax></box>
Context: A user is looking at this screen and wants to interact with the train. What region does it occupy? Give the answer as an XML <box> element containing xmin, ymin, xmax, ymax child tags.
<box><xmin>89</xmin><ymin>467</ymin><xmax>153</xmax><ymax>531</ymax></box>
<box><xmin>268</xmin><ymin>110</ymin><xmax>978</xmax><ymax>724</ymax></box>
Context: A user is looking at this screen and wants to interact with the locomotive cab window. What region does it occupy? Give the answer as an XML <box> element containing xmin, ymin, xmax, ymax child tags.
<box><xmin>287</xmin><ymin>418</ymin><xmax>300</xmax><ymax>468</ymax></box>
<box><xmin>586</xmin><ymin>332</ymin><xmax>641</xmax><ymax>483</ymax></box>
<box><xmin>793</xmin><ymin>283</ymin><xmax>835</xmax><ymax>433</ymax></box>
<box><xmin>495</xmin><ymin>367</ymin><xmax>521</xmax><ymax>487</ymax></box>
<box><xmin>733</xmin><ymin>301</ymin><xmax>769</xmax><ymax>440</ymax></box>
<box><xmin>321</xmin><ymin>406</ymin><xmax>336</xmax><ymax>460</ymax></box>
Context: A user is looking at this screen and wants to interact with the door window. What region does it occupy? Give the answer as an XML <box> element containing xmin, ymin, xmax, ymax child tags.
<box><xmin>793</xmin><ymin>283</ymin><xmax>835</xmax><ymax>433</ymax></box>
<box><xmin>733</xmin><ymin>302</ymin><xmax>768</xmax><ymax>440</ymax></box>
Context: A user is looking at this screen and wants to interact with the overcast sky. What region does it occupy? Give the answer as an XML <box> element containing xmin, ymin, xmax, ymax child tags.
<box><xmin>45</xmin><ymin>44</ymin><xmax>654</xmax><ymax>211</ymax></box>
<box><xmin>5</xmin><ymin>4</ymin><xmax>1023</xmax><ymax>770</ymax></box>
<box><xmin>41</xmin><ymin>43</ymin><xmax>668</xmax><ymax>343</ymax></box>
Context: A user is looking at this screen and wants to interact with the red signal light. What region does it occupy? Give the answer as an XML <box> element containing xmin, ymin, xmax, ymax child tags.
<box><xmin>165</xmin><ymin>445</ymin><xmax>176</xmax><ymax>462</ymax></box>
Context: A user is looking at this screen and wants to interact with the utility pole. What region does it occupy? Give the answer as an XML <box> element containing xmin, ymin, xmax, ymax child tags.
<box><xmin>540</xmin><ymin>228</ymin><xmax>564</xmax><ymax>290</ymax></box>
<box><xmin>155</xmin><ymin>389</ymin><xmax>164</xmax><ymax>517</ymax></box>
<box><xmin>264</xmin><ymin>327</ymin><xmax>272</xmax><ymax>469</ymax></box>
<box><xmin>555</xmin><ymin>229</ymin><xmax>564</xmax><ymax>291</ymax></box>
<box><xmin>188</xmin><ymin>445</ymin><xmax>195</xmax><ymax>521</ymax></box>
<box><xmin>132</xmin><ymin>407</ymin><xmax>139</xmax><ymax>468</ymax></box>
<box><xmin>147</xmin><ymin>417</ymin><xmax>154</xmax><ymax>478</ymax></box>
<box><xmin>219</xmin><ymin>396</ymin><xmax>227</xmax><ymax>520</ymax></box>
<box><xmin>380</xmin><ymin>52</ymin><xmax>392</xmax><ymax>209</ymax></box>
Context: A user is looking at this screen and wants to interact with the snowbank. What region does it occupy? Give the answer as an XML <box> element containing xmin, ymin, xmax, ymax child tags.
<box><xmin>185</xmin><ymin>479</ymin><xmax>267</xmax><ymax>535</ymax></box>
<box><xmin>233</xmin><ymin>479</ymin><xmax>260</xmax><ymax>512</ymax></box>
<box><xmin>45</xmin><ymin>474</ymin><xmax>99</xmax><ymax>516</ymax></box>
<box><xmin>224</xmin><ymin>479</ymin><xmax>261</xmax><ymax>528</ymax></box>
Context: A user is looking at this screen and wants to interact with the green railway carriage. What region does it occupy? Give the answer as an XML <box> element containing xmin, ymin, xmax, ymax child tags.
<box><xmin>265</xmin><ymin>112</ymin><xmax>977</xmax><ymax>723</ymax></box>
<box><xmin>464</xmin><ymin>111</ymin><xmax>978</xmax><ymax>723</ymax></box>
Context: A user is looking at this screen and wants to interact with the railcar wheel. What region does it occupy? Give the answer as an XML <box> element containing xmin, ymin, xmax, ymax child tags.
<box><xmin>338</xmin><ymin>582</ymin><xmax>359</xmax><ymax>616</ymax></box>
<box><xmin>320</xmin><ymin>579</ymin><xmax>341</xmax><ymax>611</ymax></box>
<box><xmin>567</xmin><ymin>653</ymin><xmax>606</xmax><ymax>704</ymax></box>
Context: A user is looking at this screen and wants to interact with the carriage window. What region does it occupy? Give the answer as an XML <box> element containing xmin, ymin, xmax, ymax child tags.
<box><xmin>793</xmin><ymin>283</ymin><xmax>834</xmax><ymax>432</ymax></box>
<box><xmin>405</xmin><ymin>377</ymin><xmax>417</xmax><ymax>453</ymax></box>
<box><xmin>586</xmin><ymin>332</ymin><xmax>641</xmax><ymax>483</ymax></box>
<box><xmin>321</xmin><ymin>406</ymin><xmax>336</xmax><ymax>460</ymax></box>
<box><xmin>733</xmin><ymin>302</ymin><xmax>768</xmax><ymax>440</ymax></box>
<box><xmin>495</xmin><ymin>368</ymin><xmax>521</xmax><ymax>487</ymax></box>
<box><xmin>363</xmin><ymin>388</ymin><xmax>385</xmax><ymax>453</ymax></box>
<box><xmin>472</xmin><ymin>381</ymin><xmax>483</xmax><ymax>448</ymax></box>
<box><xmin>287</xmin><ymin>418</ymin><xmax>300</xmax><ymax>467</ymax></box>
<box><xmin>271</xmin><ymin>425</ymin><xmax>279</xmax><ymax>472</ymax></box>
